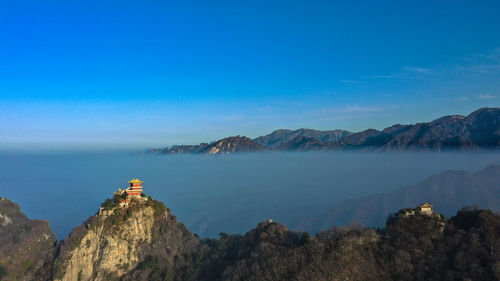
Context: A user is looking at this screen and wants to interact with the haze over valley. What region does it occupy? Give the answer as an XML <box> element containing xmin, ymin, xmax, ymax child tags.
<box><xmin>1</xmin><ymin>150</ymin><xmax>498</xmax><ymax>239</ymax></box>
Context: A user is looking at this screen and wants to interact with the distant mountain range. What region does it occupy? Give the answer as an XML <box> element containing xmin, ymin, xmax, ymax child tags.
<box><xmin>292</xmin><ymin>164</ymin><xmax>500</xmax><ymax>233</ymax></box>
<box><xmin>150</xmin><ymin>107</ymin><xmax>500</xmax><ymax>154</ymax></box>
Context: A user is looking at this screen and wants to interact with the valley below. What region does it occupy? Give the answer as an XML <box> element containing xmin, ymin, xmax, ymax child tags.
<box><xmin>1</xmin><ymin>151</ymin><xmax>499</xmax><ymax>239</ymax></box>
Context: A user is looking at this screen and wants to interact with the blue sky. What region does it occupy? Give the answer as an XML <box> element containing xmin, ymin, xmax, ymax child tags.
<box><xmin>1</xmin><ymin>0</ymin><xmax>499</xmax><ymax>149</ymax></box>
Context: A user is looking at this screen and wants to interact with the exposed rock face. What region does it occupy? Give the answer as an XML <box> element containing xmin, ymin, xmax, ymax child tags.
<box><xmin>52</xmin><ymin>201</ymin><xmax>200</xmax><ymax>281</ymax></box>
<box><xmin>0</xmin><ymin>197</ymin><xmax>57</xmax><ymax>281</ymax></box>
<box><xmin>198</xmin><ymin>136</ymin><xmax>267</xmax><ymax>154</ymax></box>
<box><xmin>151</xmin><ymin>136</ymin><xmax>266</xmax><ymax>155</ymax></box>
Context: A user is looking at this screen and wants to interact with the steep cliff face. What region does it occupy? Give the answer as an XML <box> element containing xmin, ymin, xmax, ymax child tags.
<box><xmin>0</xmin><ymin>197</ymin><xmax>57</xmax><ymax>281</ymax></box>
<box><xmin>52</xmin><ymin>200</ymin><xmax>200</xmax><ymax>281</ymax></box>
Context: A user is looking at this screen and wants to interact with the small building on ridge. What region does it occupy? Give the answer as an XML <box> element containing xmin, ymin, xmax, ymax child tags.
<box><xmin>418</xmin><ymin>202</ymin><xmax>434</xmax><ymax>215</ymax></box>
<box><xmin>115</xmin><ymin>178</ymin><xmax>147</xmax><ymax>207</ymax></box>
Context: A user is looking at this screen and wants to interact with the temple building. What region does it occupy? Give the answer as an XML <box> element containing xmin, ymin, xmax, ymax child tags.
<box><xmin>397</xmin><ymin>202</ymin><xmax>436</xmax><ymax>217</ymax></box>
<box><xmin>98</xmin><ymin>178</ymin><xmax>149</xmax><ymax>215</ymax></box>
<box><xmin>418</xmin><ymin>202</ymin><xmax>434</xmax><ymax>215</ymax></box>
<box><xmin>116</xmin><ymin>178</ymin><xmax>147</xmax><ymax>207</ymax></box>
<box><xmin>126</xmin><ymin>178</ymin><xmax>144</xmax><ymax>198</ymax></box>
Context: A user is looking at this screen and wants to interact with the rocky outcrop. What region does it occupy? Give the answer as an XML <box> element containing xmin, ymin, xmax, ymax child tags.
<box><xmin>52</xmin><ymin>200</ymin><xmax>200</xmax><ymax>281</ymax></box>
<box><xmin>152</xmin><ymin>136</ymin><xmax>267</xmax><ymax>155</ymax></box>
<box><xmin>0</xmin><ymin>197</ymin><xmax>57</xmax><ymax>281</ymax></box>
<box><xmin>198</xmin><ymin>136</ymin><xmax>267</xmax><ymax>154</ymax></box>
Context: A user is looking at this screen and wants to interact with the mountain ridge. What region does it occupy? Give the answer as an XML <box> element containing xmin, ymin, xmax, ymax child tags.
<box><xmin>151</xmin><ymin>107</ymin><xmax>500</xmax><ymax>154</ymax></box>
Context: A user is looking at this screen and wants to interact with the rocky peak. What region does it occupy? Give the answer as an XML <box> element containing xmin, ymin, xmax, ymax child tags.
<box><xmin>199</xmin><ymin>136</ymin><xmax>267</xmax><ymax>154</ymax></box>
<box><xmin>52</xmin><ymin>200</ymin><xmax>200</xmax><ymax>281</ymax></box>
<box><xmin>0</xmin><ymin>197</ymin><xmax>57</xmax><ymax>281</ymax></box>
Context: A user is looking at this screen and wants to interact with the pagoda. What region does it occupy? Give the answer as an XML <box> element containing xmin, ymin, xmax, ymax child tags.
<box><xmin>116</xmin><ymin>178</ymin><xmax>147</xmax><ymax>207</ymax></box>
<box><xmin>126</xmin><ymin>178</ymin><xmax>144</xmax><ymax>198</ymax></box>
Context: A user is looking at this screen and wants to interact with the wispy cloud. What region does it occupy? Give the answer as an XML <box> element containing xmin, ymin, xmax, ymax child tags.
<box><xmin>455</xmin><ymin>63</ymin><xmax>500</xmax><ymax>74</ymax></box>
<box><xmin>365</xmin><ymin>75</ymin><xmax>398</xmax><ymax>79</ymax></box>
<box><xmin>363</xmin><ymin>48</ymin><xmax>500</xmax><ymax>83</ymax></box>
<box><xmin>366</xmin><ymin>66</ymin><xmax>437</xmax><ymax>81</ymax></box>
<box><xmin>478</xmin><ymin>94</ymin><xmax>496</xmax><ymax>100</ymax></box>
<box><xmin>452</xmin><ymin>94</ymin><xmax>497</xmax><ymax>101</ymax></box>
<box><xmin>340</xmin><ymin>80</ymin><xmax>362</xmax><ymax>84</ymax></box>
<box><xmin>217</xmin><ymin>114</ymin><xmax>245</xmax><ymax>121</ymax></box>
<box><xmin>455</xmin><ymin>49</ymin><xmax>500</xmax><ymax>74</ymax></box>
<box><xmin>317</xmin><ymin>105</ymin><xmax>383</xmax><ymax>114</ymax></box>
<box><xmin>403</xmin><ymin>66</ymin><xmax>435</xmax><ymax>74</ymax></box>
<box><xmin>304</xmin><ymin>105</ymin><xmax>400</xmax><ymax>123</ymax></box>
<box><xmin>257</xmin><ymin>105</ymin><xmax>273</xmax><ymax>113</ymax></box>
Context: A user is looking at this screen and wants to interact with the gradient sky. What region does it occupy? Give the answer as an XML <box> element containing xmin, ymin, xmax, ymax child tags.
<box><xmin>1</xmin><ymin>0</ymin><xmax>500</xmax><ymax>149</ymax></box>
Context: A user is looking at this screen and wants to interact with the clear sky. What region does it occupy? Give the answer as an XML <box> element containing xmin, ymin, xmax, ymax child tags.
<box><xmin>1</xmin><ymin>0</ymin><xmax>499</xmax><ymax>150</ymax></box>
